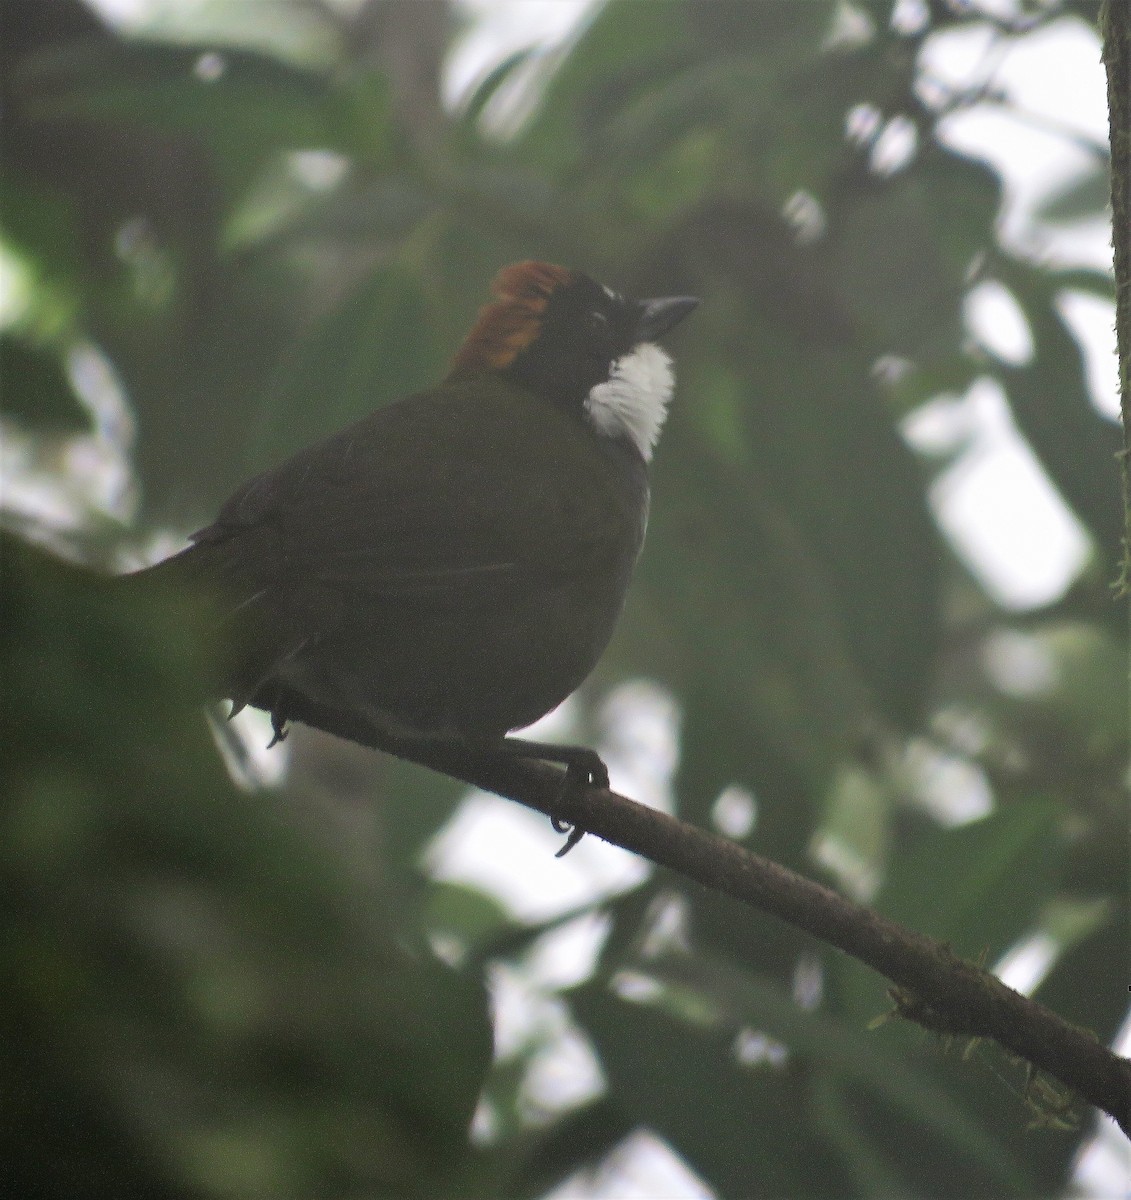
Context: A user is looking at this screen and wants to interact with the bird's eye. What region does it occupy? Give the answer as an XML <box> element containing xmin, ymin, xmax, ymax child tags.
<box><xmin>587</xmin><ymin>310</ymin><xmax>609</xmax><ymax>330</ymax></box>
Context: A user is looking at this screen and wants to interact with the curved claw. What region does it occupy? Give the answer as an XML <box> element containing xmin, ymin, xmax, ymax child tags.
<box><xmin>487</xmin><ymin>737</ymin><xmax>608</xmax><ymax>857</ymax></box>
<box><xmin>267</xmin><ymin>709</ymin><xmax>289</xmax><ymax>749</ymax></box>
<box><xmin>554</xmin><ymin>823</ymin><xmax>586</xmax><ymax>858</ymax></box>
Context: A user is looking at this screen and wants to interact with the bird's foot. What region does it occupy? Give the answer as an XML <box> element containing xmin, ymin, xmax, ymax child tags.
<box><xmin>461</xmin><ymin>736</ymin><xmax>611</xmax><ymax>857</ymax></box>
<box><xmin>551</xmin><ymin>750</ymin><xmax>608</xmax><ymax>857</ymax></box>
<box><xmin>267</xmin><ymin>708</ymin><xmax>289</xmax><ymax>749</ymax></box>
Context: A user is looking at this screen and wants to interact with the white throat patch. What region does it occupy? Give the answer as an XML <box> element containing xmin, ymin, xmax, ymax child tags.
<box><xmin>583</xmin><ymin>342</ymin><xmax>674</xmax><ymax>461</ymax></box>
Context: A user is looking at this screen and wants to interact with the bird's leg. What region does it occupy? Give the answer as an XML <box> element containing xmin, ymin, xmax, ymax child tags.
<box><xmin>493</xmin><ymin>738</ymin><xmax>610</xmax><ymax>856</ymax></box>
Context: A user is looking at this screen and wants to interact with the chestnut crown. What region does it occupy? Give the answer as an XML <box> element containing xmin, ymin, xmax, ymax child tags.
<box><xmin>452</xmin><ymin>261</ymin><xmax>698</xmax><ymax>459</ymax></box>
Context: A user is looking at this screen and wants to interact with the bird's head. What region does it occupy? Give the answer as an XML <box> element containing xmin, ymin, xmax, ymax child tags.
<box><xmin>452</xmin><ymin>261</ymin><xmax>698</xmax><ymax>461</ymax></box>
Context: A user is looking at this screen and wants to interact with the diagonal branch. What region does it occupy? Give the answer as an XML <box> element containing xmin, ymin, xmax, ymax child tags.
<box><xmin>272</xmin><ymin>691</ymin><xmax>1131</xmax><ymax>1137</ymax></box>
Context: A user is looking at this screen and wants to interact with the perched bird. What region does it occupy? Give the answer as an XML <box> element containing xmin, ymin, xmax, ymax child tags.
<box><xmin>132</xmin><ymin>261</ymin><xmax>696</xmax><ymax>841</ymax></box>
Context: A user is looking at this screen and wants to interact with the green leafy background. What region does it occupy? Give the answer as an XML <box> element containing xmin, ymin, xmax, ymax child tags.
<box><xmin>2</xmin><ymin>0</ymin><xmax>1125</xmax><ymax>1196</ymax></box>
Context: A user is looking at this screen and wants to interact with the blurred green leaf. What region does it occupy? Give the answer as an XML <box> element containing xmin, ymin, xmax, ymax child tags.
<box><xmin>840</xmin><ymin>802</ymin><xmax>1064</xmax><ymax>1022</ymax></box>
<box><xmin>828</xmin><ymin>148</ymin><xmax>1001</xmax><ymax>360</ymax></box>
<box><xmin>458</xmin><ymin>47</ymin><xmax>538</xmax><ymax>130</ymax></box>
<box><xmin>884</xmin><ymin>802</ymin><xmax>1062</xmax><ymax>956</ymax></box>
<box><xmin>812</xmin><ymin>763</ymin><xmax>893</xmax><ymax>900</ymax></box>
<box><xmin>15</xmin><ymin>41</ymin><xmax>380</xmax><ymax>201</ymax></box>
<box><xmin>248</xmin><ymin>264</ymin><xmax>442</xmax><ymax>470</ymax></box>
<box><xmin>995</xmin><ymin>259</ymin><xmax>1124</xmax><ymax>568</ymax></box>
<box><xmin>0</xmin><ymin>171</ymin><xmax>85</xmax><ymax>336</ymax></box>
<box><xmin>734</xmin><ymin>326</ymin><xmax>943</xmax><ymax>726</ymax></box>
<box><xmin>1</xmin><ymin>533</ymin><xmax>491</xmax><ymax>1198</ymax></box>
<box><xmin>0</xmin><ymin>333</ymin><xmax>86</xmax><ymax>429</ymax></box>
<box><xmin>515</xmin><ymin>0</ymin><xmax>692</xmax><ymax>172</ymax></box>
<box><xmin>995</xmin><ymin>622</ymin><xmax>1127</xmax><ymax>762</ymax></box>
<box><xmin>505</xmin><ymin>1098</ymin><xmax>635</xmax><ymax>1199</ymax></box>
<box><xmin>1035</xmin><ymin>162</ymin><xmax>1111</xmax><ymax>223</ymax></box>
<box><xmin>568</xmin><ymin>973</ymin><xmax>844</xmax><ymax>1197</ymax></box>
<box><xmin>569</xmin><ymin>952</ymin><xmax>1033</xmax><ymax>1197</ymax></box>
<box><xmin>629</xmin><ymin>432</ymin><xmax>875</xmax><ymax>814</ymax></box>
<box><xmin>1045</xmin><ymin>265</ymin><xmax>1115</xmax><ymax>298</ymax></box>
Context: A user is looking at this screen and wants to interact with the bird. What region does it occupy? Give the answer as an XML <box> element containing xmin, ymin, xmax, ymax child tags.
<box><xmin>130</xmin><ymin>261</ymin><xmax>697</xmax><ymax>847</ymax></box>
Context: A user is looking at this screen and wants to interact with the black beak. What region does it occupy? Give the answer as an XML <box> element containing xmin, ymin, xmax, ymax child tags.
<box><xmin>636</xmin><ymin>295</ymin><xmax>699</xmax><ymax>342</ymax></box>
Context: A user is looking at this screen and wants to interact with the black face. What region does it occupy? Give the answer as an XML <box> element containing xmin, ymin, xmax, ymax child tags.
<box><xmin>507</xmin><ymin>274</ymin><xmax>642</xmax><ymax>408</ymax></box>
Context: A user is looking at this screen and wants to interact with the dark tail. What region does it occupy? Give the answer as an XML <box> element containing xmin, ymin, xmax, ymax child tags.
<box><xmin>117</xmin><ymin>539</ymin><xmax>257</xmax><ymax>703</ymax></box>
<box><xmin>122</xmin><ymin>537</ymin><xmax>299</xmax><ymax>716</ymax></box>
<box><xmin>123</xmin><ymin>537</ymin><xmax>265</xmax><ymax>617</ymax></box>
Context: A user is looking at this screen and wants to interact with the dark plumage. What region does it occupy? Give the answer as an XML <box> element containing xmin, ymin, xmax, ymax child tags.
<box><xmin>129</xmin><ymin>262</ymin><xmax>697</xmax><ymax>824</ymax></box>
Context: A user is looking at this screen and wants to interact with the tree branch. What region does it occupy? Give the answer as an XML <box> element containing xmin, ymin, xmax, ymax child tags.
<box><xmin>1103</xmin><ymin>0</ymin><xmax>1131</xmax><ymax>587</ymax></box>
<box><xmin>271</xmin><ymin>692</ymin><xmax>1131</xmax><ymax>1137</ymax></box>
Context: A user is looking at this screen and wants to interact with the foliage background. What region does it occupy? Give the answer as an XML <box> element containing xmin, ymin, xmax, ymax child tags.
<box><xmin>2</xmin><ymin>0</ymin><xmax>1126</xmax><ymax>1196</ymax></box>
